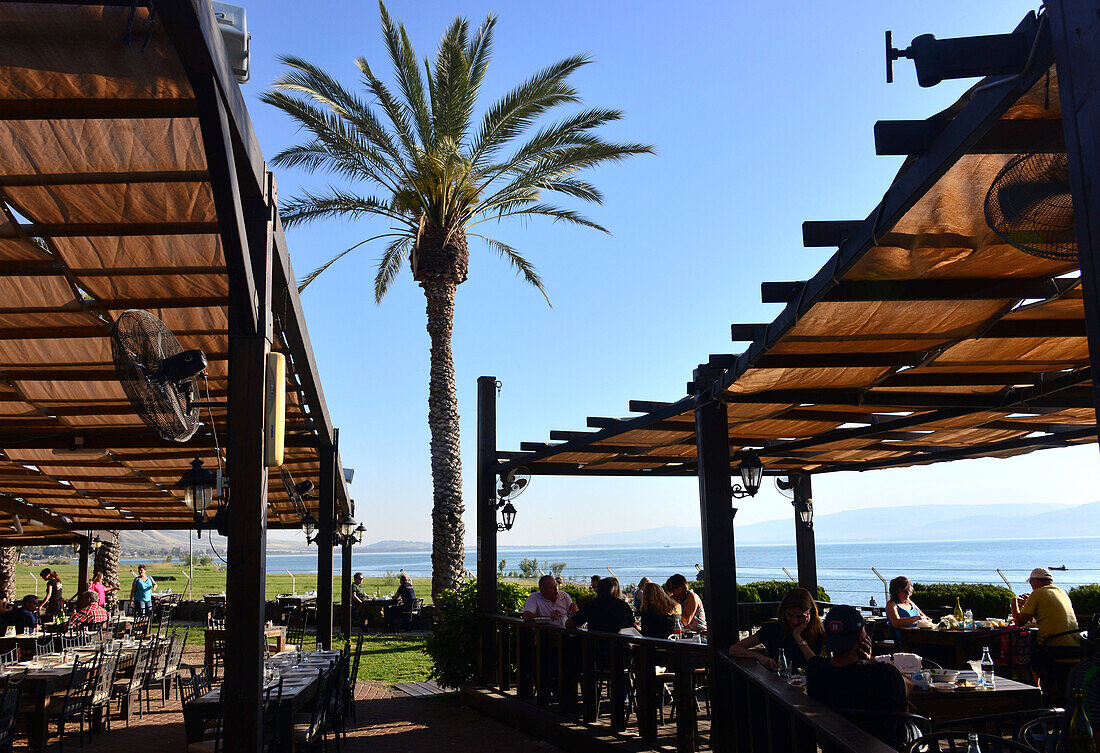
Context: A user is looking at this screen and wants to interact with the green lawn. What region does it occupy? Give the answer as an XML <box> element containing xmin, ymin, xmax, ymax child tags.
<box><xmin>17</xmin><ymin>561</ymin><xmax>430</xmax><ymax>602</ymax></box>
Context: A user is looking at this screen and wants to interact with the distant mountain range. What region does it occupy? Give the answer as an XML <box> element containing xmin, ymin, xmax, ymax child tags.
<box><xmin>562</xmin><ymin>501</ymin><xmax>1098</xmax><ymax>547</ymax></box>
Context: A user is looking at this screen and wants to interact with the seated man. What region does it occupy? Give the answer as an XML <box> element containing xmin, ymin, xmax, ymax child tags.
<box><xmin>523</xmin><ymin>575</ymin><xmax>577</xmax><ymax>627</ymax></box>
<box><xmin>68</xmin><ymin>590</ymin><xmax>109</xmax><ymax>629</ymax></box>
<box><xmin>385</xmin><ymin>574</ymin><xmax>417</xmax><ymax>630</ymax></box>
<box><xmin>806</xmin><ymin>605</ymin><xmax>910</xmax><ymax>747</ymax></box>
<box><xmin>1013</xmin><ymin>567</ymin><xmax>1082</xmax><ymax>699</ymax></box>
<box><xmin>10</xmin><ymin>595</ymin><xmax>38</xmax><ymax>634</ymax></box>
<box><xmin>351</xmin><ymin>572</ymin><xmax>367</xmax><ymax>629</ymax></box>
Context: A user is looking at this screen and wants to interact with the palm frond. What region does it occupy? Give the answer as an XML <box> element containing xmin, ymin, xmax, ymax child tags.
<box><xmin>378</xmin><ymin>1</ymin><xmax>432</xmax><ymax>148</ymax></box>
<box><xmin>280</xmin><ymin>188</ymin><xmax>418</xmax><ymax>230</ymax></box>
<box><xmin>488</xmin><ymin>203</ymin><xmax>610</xmax><ymax>234</ymax></box>
<box><xmin>470</xmin><ymin>233</ymin><xmax>550</xmax><ymax>306</ymax></box>
<box><xmin>469</xmin><ymin>54</ymin><xmax>589</xmax><ymax>167</ymax></box>
<box><xmin>431</xmin><ymin>15</ymin><xmax>475</xmax><ymax>144</ymax></box>
<box><xmin>373</xmin><ymin>235</ymin><xmax>413</xmax><ymax>303</ymax></box>
<box><xmin>464</xmin><ymin>13</ymin><xmax>496</xmax><ymax>112</ymax></box>
<box><xmin>297</xmin><ymin>232</ymin><xmax>404</xmax><ymax>292</ymax></box>
<box><xmin>502</xmin><ymin>108</ymin><xmax>627</xmax><ymax>171</ymax></box>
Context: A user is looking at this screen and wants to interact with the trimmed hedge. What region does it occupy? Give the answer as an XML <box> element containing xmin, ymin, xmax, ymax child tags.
<box><xmin>745</xmin><ymin>580</ymin><xmax>830</xmax><ymax>603</ymax></box>
<box><xmin>910</xmin><ymin>583</ymin><xmax>1014</xmax><ymax>619</ymax></box>
<box><xmin>525</xmin><ymin>582</ymin><xmax>594</xmax><ymax>606</ymax></box>
<box><xmin>426</xmin><ymin>578</ymin><xmax>529</xmax><ymax>689</ymax></box>
<box><xmin>689</xmin><ymin>580</ymin><xmax>761</xmax><ymax>604</ymax></box>
<box><xmin>1069</xmin><ymin>584</ymin><xmax>1100</xmax><ymax>618</ymax></box>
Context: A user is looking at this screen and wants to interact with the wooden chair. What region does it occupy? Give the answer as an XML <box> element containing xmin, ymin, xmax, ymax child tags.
<box><xmin>49</xmin><ymin>652</ymin><xmax>96</xmax><ymax>753</ymax></box>
<box><xmin>0</xmin><ymin>672</ymin><xmax>25</xmax><ymax>753</ymax></box>
<box><xmin>285</xmin><ymin>609</ymin><xmax>308</xmax><ymax>651</ymax></box>
<box><xmin>209</xmin><ymin>629</ymin><xmax>227</xmax><ymax>679</ymax></box>
<box><xmin>907</xmin><ymin>732</ymin><xmax>1037</xmax><ymax>752</ymax></box>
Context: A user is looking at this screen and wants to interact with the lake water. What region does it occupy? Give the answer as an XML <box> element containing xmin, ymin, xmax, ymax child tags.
<box><xmin>258</xmin><ymin>537</ymin><xmax>1100</xmax><ymax>606</ymax></box>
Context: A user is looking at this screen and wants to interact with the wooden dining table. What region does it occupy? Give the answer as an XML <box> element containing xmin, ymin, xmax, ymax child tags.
<box><xmin>204</xmin><ymin>625</ymin><xmax>287</xmax><ymax>668</ymax></box>
<box><xmin>895</xmin><ymin>625</ymin><xmax>1022</xmax><ymax>668</ymax></box>
<box><xmin>183</xmin><ymin>649</ymin><xmax>341</xmax><ymax>752</ymax></box>
<box><xmin>908</xmin><ymin>674</ymin><xmax>1043</xmax><ymax>724</ymax></box>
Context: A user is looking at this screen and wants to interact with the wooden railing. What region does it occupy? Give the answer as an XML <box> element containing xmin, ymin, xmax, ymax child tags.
<box><xmin>479</xmin><ymin>614</ymin><xmax>897</xmax><ymax>753</ymax></box>
<box><xmin>722</xmin><ymin>654</ymin><xmax>897</xmax><ymax>753</ymax></box>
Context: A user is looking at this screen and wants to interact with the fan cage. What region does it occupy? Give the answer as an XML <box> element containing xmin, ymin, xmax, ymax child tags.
<box><xmin>984</xmin><ymin>152</ymin><xmax>1076</xmax><ymax>262</ymax></box>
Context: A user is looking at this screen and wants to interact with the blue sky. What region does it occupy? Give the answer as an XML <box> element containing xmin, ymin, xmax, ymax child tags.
<box><xmin>241</xmin><ymin>1</ymin><xmax>1099</xmax><ymax>546</ymax></box>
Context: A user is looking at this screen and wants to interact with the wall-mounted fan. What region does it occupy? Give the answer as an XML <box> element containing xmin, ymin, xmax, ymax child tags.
<box><xmin>280</xmin><ymin>467</ymin><xmax>314</xmax><ymax>517</ymax></box>
<box><xmin>774</xmin><ymin>476</ymin><xmax>796</xmax><ymax>500</ymax></box>
<box><xmin>497</xmin><ymin>467</ymin><xmax>530</xmax><ymax>502</ymax></box>
<box><xmin>984</xmin><ymin>152</ymin><xmax>1075</xmax><ymax>262</ymax></box>
<box><xmin>111</xmin><ymin>309</ymin><xmax>208</xmax><ymax>441</ymax></box>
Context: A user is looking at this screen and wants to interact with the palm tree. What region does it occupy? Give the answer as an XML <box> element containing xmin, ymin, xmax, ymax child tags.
<box><xmin>0</xmin><ymin>547</ymin><xmax>17</xmax><ymax>603</ymax></box>
<box><xmin>93</xmin><ymin>531</ymin><xmax>120</xmax><ymax>610</ymax></box>
<box><xmin>263</xmin><ymin>2</ymin><xmax>652</xmax><ymax>597</ymax></box>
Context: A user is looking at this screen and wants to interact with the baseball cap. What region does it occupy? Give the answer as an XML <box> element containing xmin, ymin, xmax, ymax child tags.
<box><xmin>1029</xmin><ymin>568</ymin><xmax>1053</xmax><ymax>581</ymax></box>
<box><xmin>823</xmin><ymin>605</ymin><xmax>865</xmax><ymax>653</ymax></box>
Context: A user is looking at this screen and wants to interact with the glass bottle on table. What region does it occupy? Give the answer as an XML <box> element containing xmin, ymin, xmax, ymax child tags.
<box><xmin>964</xmin><ymin>609</ymin><xmax>974</xmax><ymax>629</ymax></box>
<box><xmin>980</xmin><ymin>647</ymin><xmax>995</xmax><ymax>689</ymax></box>
<box><xmin>778</xmin><ymin>648</ymin><xmax>790</xmax><ymax>680</ymax></box>
<box><xmin>953</xmin><ymin>597</ymin><xmax>965</xmax><ymax>623</ymax></box>
<box><xmin>966</xmin><ymin>732</ymin><xmax>982</xmax><ymax>753</ymax></box>
<box><xmin>1069</xmin><ymin>688</ymin><xmax>1097</xmax><ymax>753</ymax></box>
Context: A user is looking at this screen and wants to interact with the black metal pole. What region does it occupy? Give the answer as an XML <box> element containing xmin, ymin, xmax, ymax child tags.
<box><xmin>476</xmin><ymin>376</ymin><xmax>498</xmax><ymax>684</ymax></box>
<box><xmin>316</xmin><ymin>431</ymin><xmax>336</xmax><ymax>649</ymax></box>
<box><xmin>692</xmin><ymin>366</ymin><xmax>736</xmax><ymax>753</ymax></box>
<box><xmin>341</xmin><ymin>534</ymin><xmax>353</xmax><ymax>639</ymax></box>
<box><xmin>77</xmin><ymin>537</ymin><xmax>90</xmax><ymax>596</ymax></box>
<box><xmin>793</xmin><ymin>473</ymin><xmax>818</xmax><ymax>595</ymax></box>
<box><xmin>1048</xmin><ymin>0</ymin><xmax>1100</xmax><ymax>426</ymax></box>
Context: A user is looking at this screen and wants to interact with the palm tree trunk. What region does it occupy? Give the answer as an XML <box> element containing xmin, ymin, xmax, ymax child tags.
<box><xmin>423</xmin><ymin>278</ymin><xmax>465</xmax><ymax>598</ymax></box>
<box><xmin>93</xmin><ymin>531</ymin><xmax>121</xmax><ymax>610</ymax></box>
<box><xmin>0</xmin><ymin>547</ymin><xmax>17</xmax><ymax>603</ymax></box>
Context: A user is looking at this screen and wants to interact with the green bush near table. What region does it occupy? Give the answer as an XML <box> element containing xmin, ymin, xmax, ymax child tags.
<box><xmin>526</xmin><ymin>582</ymin><xmax>593</xmax><ymax>606</ymax></box>
<box><xmin>742</xmin><ymin>580</ymin><xmax>830</xmax><ymax>604</ymax></box>
<box><xmin>689</xmin><ymin>580</ymin><xmax>761</xmax><ymax>604</ymax></box>
<box><xmin>1068</xmin><ymin>584</ymin><xmax>1100</xmax><ymax>618</ymax></box>
<box><xmin>426</xmin><ymin>578</ymin><xmax>529</xmax><ymax>690</ymax></box>
<box><xmin>911</xmin><ymin>583</ymin><xmax>1014</xmax><ymax>618</ymax></box>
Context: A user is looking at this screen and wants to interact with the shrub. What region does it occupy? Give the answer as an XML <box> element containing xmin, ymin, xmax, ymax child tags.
<box><xmin>689</xmin><ymin>580</ymin><xmax>761</xmax><ymax>604</ymax></box>
<box><xmin>910</xmin><ymin>583</ymin><xmax>1014</xmax><ymax>619</ymax></box>
<box><xmin>1069</xmin><ymin>584</ymin><xmax>1100</xmax><ymax>618</ymax></box>
<box><xmin>426</xmin><ymin>578</ymin><xmax>529</xmax><ymax>689</ymax></box>
<box><xmin>742</xmin><ymin>580</ymin><xmax>831</xmax><ymax>604</ymax></box>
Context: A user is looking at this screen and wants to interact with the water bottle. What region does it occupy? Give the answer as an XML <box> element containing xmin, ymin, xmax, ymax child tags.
<box><xmin>966</xmin><ymin>732</ymin><xmax>982</xmax><ymax>753</ymax></box>
<box><xmin>980</xmin><ymin>648</ymin><xmax>995</xmax><ymax>689</ymax></box>
<box><xmin>964</xmin><ymin>609</ymin><xmax>974</xmax><ymax>629</ymax></box>
<box><xmin>778</xmin><ymin>648</ymin><xmax>790</xmax><ymax>680</ymax></box>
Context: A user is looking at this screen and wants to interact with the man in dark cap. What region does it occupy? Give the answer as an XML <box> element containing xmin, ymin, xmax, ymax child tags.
<box><xmin>806</xmin><ymin>605</ymin><xmax>908</xmax><ymax>733</ymax></box>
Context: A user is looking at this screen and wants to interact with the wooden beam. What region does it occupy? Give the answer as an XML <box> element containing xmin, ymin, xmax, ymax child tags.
<box><xmin>0</xmin><ymin>98</ymin><xmax>197</xmax><ymax>120</ymax></box>
<box><xmin>1048</xmin><ymin>0</ymin><xmax>1100</xmax><ymax>428</ymax></box>
<box><xmin>754</xmin><ymin>352</ymin><xmax>928</xmax><ymax>368</ymax></box>
<box><xmin>880</xmin><ymin>371</ymin><xmax>1065</xmax><ymax>387</ymax></box>
<box><xmin>801</xmin><ymin>221</ymin><xmax>863</xmax><ymax>248</ymax></box>
<box><xmin>1</xmin><ymin>222</ymin><xmax>220</xmax><ymax>238</ymax></box>
<box><xmin>731</xmin><ymin>324</ymin><xmax>769</xmax><ymax>342</ymax></box>
<box><xmin>761</xmin><ymin>277</ymin><xmax>1078</xmax><ymax>303</ymax></box>
<box><xmin>0</xmin><ymin>170</ymin><xmax>209</xmax><ymax>187</ymax></box>
<box><xmin>981</xmin><ymin>319</ymin><xmax>1088</xmax><ymax>338</ymax></box>
<box><xmin>874</xmin><ymin>117</ymin><xmax>1065</xmax><ymax>156</ymax></box>
<box><xmin>628</xmin><ymin>400</ymin><xmax>675</xmax><ymax>413</ymax></box>
<box><xmin>720</xmin><ymin>386</ymin><xmax>1093</xmax><ymax>410</ymax></box>
<box><xmin>793</xmin><ymin>474</ymin><xmax>817</xmax><ymax>594</ymax></box>
<box><xmin>0</xmin><ymin>497</ymin><xmax>73</xmax><ymax>530</ymax></box>
<box><xmin>476</xmin><ymin>376</ymin><xmax>499</xmax><ymax>684</ymax></box>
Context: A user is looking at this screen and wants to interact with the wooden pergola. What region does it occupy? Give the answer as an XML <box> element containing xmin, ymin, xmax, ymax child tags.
<box><xmin>0</xmin><ymin>2</ymin><xmax>357</xmax><ymax>751</ymax></box>
<box><xmin>477</xmin><ymin>4</ymin><xmax>1100</xmax><ymax>751</ymax></box>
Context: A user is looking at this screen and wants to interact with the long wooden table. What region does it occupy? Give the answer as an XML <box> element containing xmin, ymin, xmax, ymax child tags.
<box><xmin>895</xmin><ymin>626</ymin><xmax>1019</xmax><ymax>668</ymax></box>
<box><xmin>184</xmin><ymin>649</ymin><xmax>340</xmax><ymax>752</ymax></box>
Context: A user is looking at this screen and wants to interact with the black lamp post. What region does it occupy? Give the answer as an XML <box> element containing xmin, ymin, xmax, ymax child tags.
<box><xmin>353</xmin><ymin>523</ymin><xmax>366</xmax><ymax>544</ymax></box>
<box><xmin>731</xmin><ymin>450</ymin><xmax>764</xmax><ymax>499</ymax></box>
<box><xmin>497</xmin><ymin>501</ymin><xmax>517</xmax><ymax>532</ymax></box>
<box><xmin>300</xmin><ymin>511</ymin><xmax>318</xmax><ymax>544</ymax></box>
<box><xmin>795</xmin><ymin>497</ymin><xmax>814</xmax><ymax>528</ymax></box>
<box><xmin>176</xmin><ymin>456</ymin><xmax>218</xmax><ymax>533</ymax></box>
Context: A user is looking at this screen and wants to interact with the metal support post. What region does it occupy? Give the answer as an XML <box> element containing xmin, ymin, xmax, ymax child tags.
<box><xmin>476</xmin><ymin>376</ymin><xmax>499</xmax><ymax>684</ymax></box>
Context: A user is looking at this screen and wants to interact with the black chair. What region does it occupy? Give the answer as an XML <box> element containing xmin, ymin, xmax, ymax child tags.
<box><xmin>84</xmin><ymin>650</ymin><xmax>118</xmax><ymax>739</ymax></box>
<box><xmin>833</xmin><ymin>707</ymin><xmax>931</xmax><ymax>751</ymax></box>
<box><xmin>0</xmin><ymin>671</ymin><xmax>25</xmax><ymax>753</ymax></box>
<box><xmin>327</xmin><ymin>649</ymin><xmax>350</xmax><ymax>747</ymax></box>
<box><xmin>1017</xmin><ymin>710</ymin><xmax>1067</xmax><ymax>753</ymax></box>
<box><xmin>0</xmin><ymin>649</ymin><xmax>17</xmax><ymax>670</ymax></box>
<box><xmin>907</xmin><ymin>732</ymin><xmax>1037</xmax><ymax>752</ymax></box>
<box><xmin>187</xmin><ymin>698</ymin><xmax>223</xmax><ymax>753</ymax></box>
<box><xmin>132</xmin><ymin>612</ymin><xmax>152</xmax><ymax>639</ymax></box>
<box><xmin>292</xmin><ymin>668</ymin><xmax>334</xmax><ymax>753</ymax></box>
<box><xmin>112</xmin><ymin>639</ymin><xmax>152</xmax><ymax>725</ymax></box>
<box><xmin>209</xmin><ymin>627</ymin><xmax>227</xmax><ymax>679</ymax></box>
<box><xmin>50</xmin><ymin>652</ymin><xmax>96</xmax><ymax>752</ymax></box>
<box><xmin>346</xmin><ymin>633</ymin><xmax>365</xmax><ymax>721</ymax></box>
<box><xmin>286</xmin><ymin>609</ymin><xmax>308</xmax><ymax>651</ymax></box>
<box><xmin>262</xmin><ymin>676</ymin><xmax>284</xmax><ymax>753</ymax></box>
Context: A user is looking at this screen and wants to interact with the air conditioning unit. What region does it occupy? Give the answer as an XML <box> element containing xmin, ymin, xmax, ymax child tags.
<box><xmin>211</xmin><ymin>1</ymin><xmax>250</xmax><ymax>83</ymax></box>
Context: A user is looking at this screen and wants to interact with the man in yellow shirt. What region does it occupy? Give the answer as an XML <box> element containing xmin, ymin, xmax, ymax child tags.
<box><xmin>1012</xmin><ymin>567</ymin><xmax>1081</xmax><ymax>700</ymax></box>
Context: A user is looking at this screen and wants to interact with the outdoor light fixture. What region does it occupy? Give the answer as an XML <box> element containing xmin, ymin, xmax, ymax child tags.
<box><xmin>731</xmin><ymin>450</ymin><xmax>764</xmax><ymax>499</ymax></box>
<box><xmin>795</xmin><ymin>498</ymin><xmax>814</xmax><ymax>528</ymax></box>
<box><xmin>91</xmin><ymin>534</ymin><xmax>103</xmax><ymax>552</ymax></box>
<box><xmin>337</xmin><ymin>512</ymin><xmax>356</xmax><ymax>539</ymax></box>
<box><xmin>353</xmin><ymin>522</ymin><xmax>366</xmax><ymax>544</ymax></box>
<box><xmin>300</xmin><ymin>511</ymin><xmax>318</xmax><ymax>543</ymax></box>
<box><xmin>497</xmin><ymin>501</ymin><xmax>517</xmax><ymax>532</ymax></box>
<box><xmin>176</xmin><ymin>456</ymin><xmax>217</xmax><ymax>529</ymax></box>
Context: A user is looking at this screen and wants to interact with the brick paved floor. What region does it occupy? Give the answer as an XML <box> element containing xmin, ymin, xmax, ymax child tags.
<box><xmin>12</xmin><ymin>647</ymin><xmax>563</xmax><ymax>753</ymax></box>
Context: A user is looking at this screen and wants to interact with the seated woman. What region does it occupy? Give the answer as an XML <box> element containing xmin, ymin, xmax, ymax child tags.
<box><xmin>567</xmin><ymin>577</ymin><xmax>635</xmax><ymax>633</ymax></box>
<box><xmin>638</xmin><ymin>582</ymin><xmax>681</xmax><ymax>638</ymax></box>
<box><xmin>885</xmin><ymin>576</ymin><xmax>928</xmax><ymax>630</ymax></box>
<box><xmin>728</xmin><ymin>587</ymin><xmax>823</xmax><ymax>671</ymax></box>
